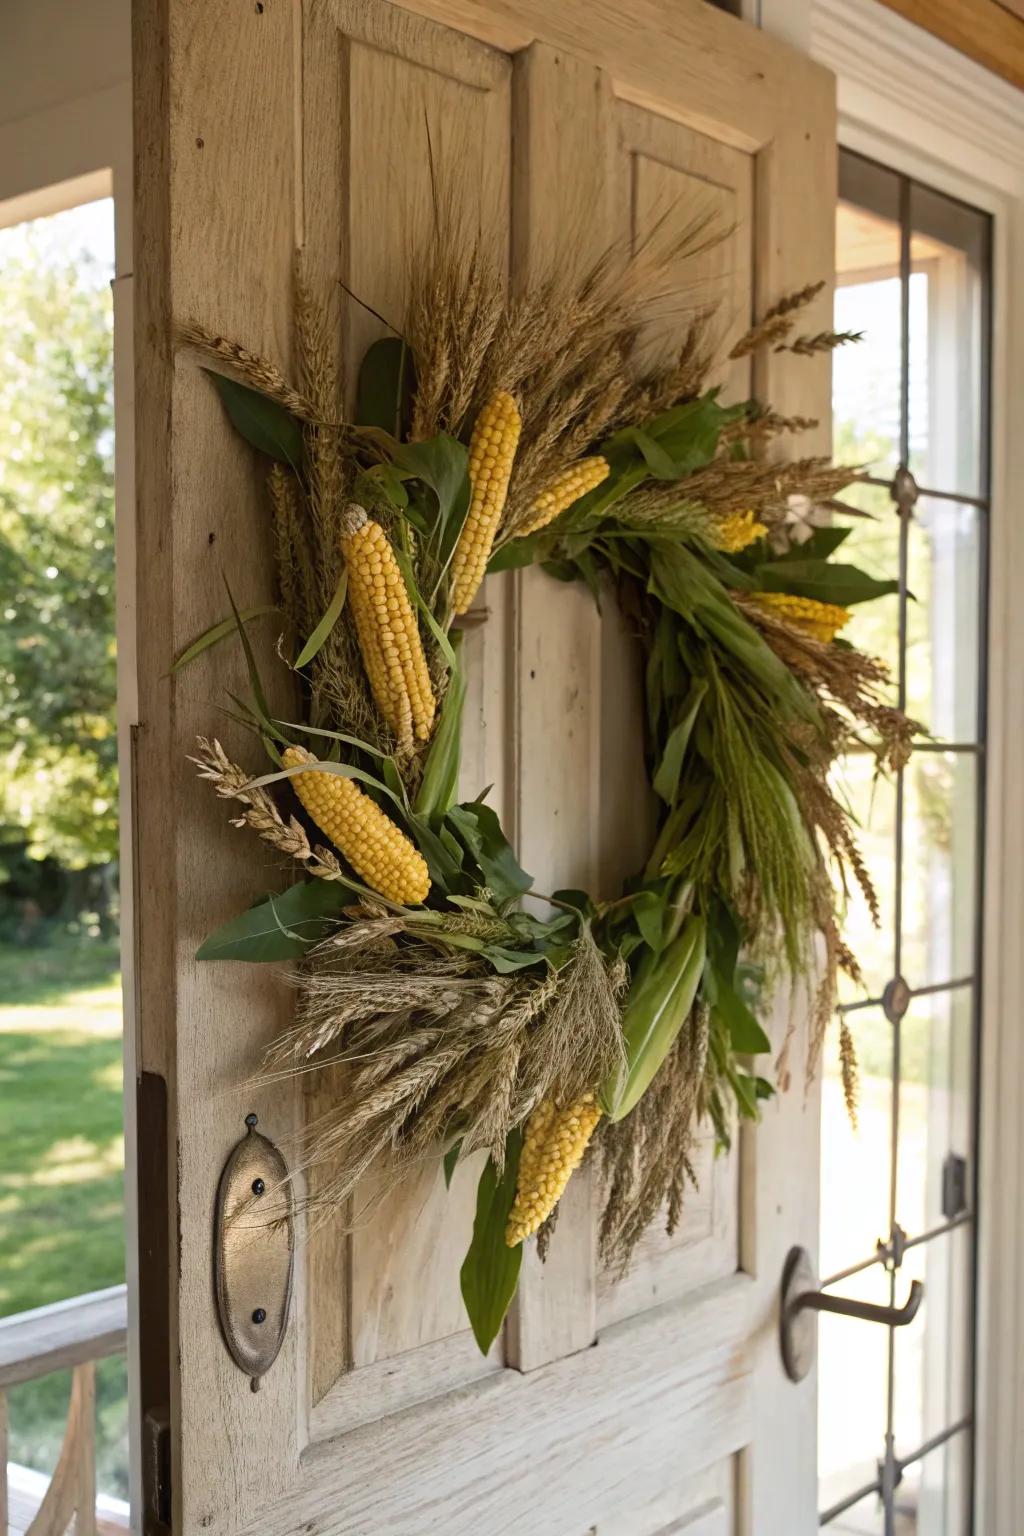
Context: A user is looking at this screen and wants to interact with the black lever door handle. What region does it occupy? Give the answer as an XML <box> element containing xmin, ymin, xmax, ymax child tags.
<box><xmin>780</xmin><ymin>1245</ymin><xmax>925</xmax><ymax>1382</ymax></box>
<box><xmin>793</xmin><ymin>1278</ymin><xmax>923</xmax><ymax>1327</ymax></box>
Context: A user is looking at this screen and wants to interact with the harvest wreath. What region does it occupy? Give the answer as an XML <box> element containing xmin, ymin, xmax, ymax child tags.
<box><xmin>178</xmin><ymin>227</ymin><xmax>910</xmax><ymax>1353</ymax></box>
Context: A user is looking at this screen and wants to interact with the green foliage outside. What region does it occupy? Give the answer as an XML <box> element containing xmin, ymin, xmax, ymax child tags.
<box><xmin>0</xmin><ymin>204</ymin><xmax>127</xmax><ymax>1501</ymax></box>
<box><xmin>0</xmin><ymin>208</ymin><xmax>118</xmax><ymax>931</ymax></box>
<box><xmin>0</xmin><ymin>940</ymin><xmax>127</xmax><ymax>1497</ymax></box>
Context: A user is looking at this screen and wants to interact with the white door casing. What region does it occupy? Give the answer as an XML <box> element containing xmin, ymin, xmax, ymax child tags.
<box><xmin>807</xmin><ymin>4</ymin><xmax>1024</xmax><ymax>1529</ymax></box>
<box><xmin>131</xmin><ymin>3</ymin><xmax>835</xmax><ymax>1532</ymax></box>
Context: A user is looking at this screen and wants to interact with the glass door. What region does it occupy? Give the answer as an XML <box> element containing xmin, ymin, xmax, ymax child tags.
<box><xmin>817</xmin><ymin>150</ymin><xmax>991</xmax><ymax>1534</ymax></box>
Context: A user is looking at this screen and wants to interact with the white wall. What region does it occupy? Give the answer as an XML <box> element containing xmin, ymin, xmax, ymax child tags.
<box><xmin>0</xmin><ymin>0</ymin><xmax>130</xmax><ymax>247</ymax></box>
<box><xmin>0</xmin><ymin>0</ymin><xmax>129</xmax><ymax>125</ymax></box>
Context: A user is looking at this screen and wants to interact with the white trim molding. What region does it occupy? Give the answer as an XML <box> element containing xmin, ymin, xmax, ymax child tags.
<box><xmin>807</xmin><ymin>4</ymin><xmax>1024</xmax><ymax>1532</ymax></box>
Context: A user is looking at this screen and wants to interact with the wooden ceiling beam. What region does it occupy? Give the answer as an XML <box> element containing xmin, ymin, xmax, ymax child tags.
<box><xmin>877</xmin><ymin>0</ymin><xmax>1024</xmax><ymax>91</ymax></box>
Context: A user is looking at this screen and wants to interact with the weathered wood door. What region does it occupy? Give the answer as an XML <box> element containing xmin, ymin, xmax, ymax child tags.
<box><xmin>132</xmin><ymin>2</ymin><xmax>835</xmax><ymax>1531</ymax></box>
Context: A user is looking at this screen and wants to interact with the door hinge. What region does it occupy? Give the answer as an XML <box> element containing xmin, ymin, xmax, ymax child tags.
<box><xmin>142</xmin><ymin>1407</ymin><xmax>172</xmax><ymax>1532</ymax></box>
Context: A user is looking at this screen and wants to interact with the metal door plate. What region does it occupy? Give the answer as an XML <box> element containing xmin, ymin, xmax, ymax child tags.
<box><xmin>214</xmin><ymin>1114</ymin><xmax>293</xmax><ymax>1390</ymax></box>
<box><xmin>780</xmin><ymin>1244</ymin><xmax>817</xmax><ymax>1383</ymax></box>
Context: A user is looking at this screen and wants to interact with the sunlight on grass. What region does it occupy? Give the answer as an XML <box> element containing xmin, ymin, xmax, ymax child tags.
<box><xmin>0</xmin><ymin>940</ymin><xmax>127</xmax><ymax>1495</ymax></box>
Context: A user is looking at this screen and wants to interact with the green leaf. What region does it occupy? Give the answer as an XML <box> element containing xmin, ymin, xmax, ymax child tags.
<box><xmin>652</xmin><ymin>682</ymin><xmax>707</xmax><ymax>806</ymax></box>
<box><xmin>481</xmin><ymin>945</ymin><xmax>546</xmax><ymax>974</ymax></box>
<box><xmin>443</xmin><ymin>1139</ymin><xmax>463</xmax><ymax>1189</ymax></box>
<box><xmin>272</xmin><ymin>720</ymin><xmax>392</xmax><ymax>761</ymax></box>
<box><xmin>392</xmin><ymin>435</ymin><xmax>470</xmax><ymax>555</ymax></box>
<box><xmin>409</xmin><ymin>813</ymin><xmax>468</xmax><ymax>893</ymax></box>
<box><xmin>196</xmin><ymin>880</ymin><xmax>350</xmax><ymax>962</ymax></box>
<box><xmin>355</xmin><ymin>336</ymin><xmax>415</xmax><ymax>436</ymax></box>
<box><xmin>223</xmin><ymin>577</ymin><xmax>282</xmax><ymax>740</ymax></box>
<box><xmin>601</xmin><ymin>916</ymin><xmax>707</xmax><ymax>1121</ymax></box>
<box><xmin>487</xmin><ymin>534</ymin><xmax>546</xmax><ymax>574</ymax></box>
<box><xmin>617</xmin><ymin>427</ymin><xmax>683</xmax><ymax>480</ymax></box>
<box><xmin>631</xmin><ymin>888</ymin><xmax>669</xmax><ymax>955</ymax></box>
<box><xmin>460</xmin><ymin>1132</ymin><xmax>524</xmax><ymax>1354</ymax></box>
<box><xmin>356</xmin><ymin>462</ymin><xmax>410</xmax><ymax>511</ymax></box>
<box><xmin>170</xmin><ymin>605</ymin><xmax>278</xmax><ymax>674</ymax></box>
<box><xmin>249</xmin><ymin>757</ymin><xmax>409</xmax><ymax>820</ymax></box>
<box><xmin>294</xmin><ymin>569</ymin><xmax>347</xmax><ymax>669</ymax></box>
<box><xmin>712</xmin><ymin>974</ymin><xmax>771</xmax><ymax>1055</ymax></box>
<box><xmin>415</xmin><ymin>633</ymin><xmax>466</xmax><ymax>821</ymax></box>
<box><xmin>756</xmin><ymin>559</ymin><xmax>899</xmax><ymax>607</ymax></box>
<box><xmin>204</xmin><ymin>371</ymin><xmax>304</xmax><ymax>469</ymax></box>
<box><xmin>447</xmin><ymin>801</ymin><xmax>533</xmax><ymax>902</ymax></box>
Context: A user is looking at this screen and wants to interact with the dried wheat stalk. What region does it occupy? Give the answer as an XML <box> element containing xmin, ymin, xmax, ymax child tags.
<box><xmin>191</xmin><ymin>736</ymin><xmax>346</xmax><ymax>884</ymax></box>
<box><xmin>177</xmin><ymin>320</ymin><xmax>314</xmax><ymax>418</ymax></box>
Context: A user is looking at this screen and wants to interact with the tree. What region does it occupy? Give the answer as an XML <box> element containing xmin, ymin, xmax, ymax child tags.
<box><xmin>0</xmin><ymin>207</ymin><xmax>118</xmax><ymax>880</ymax></box>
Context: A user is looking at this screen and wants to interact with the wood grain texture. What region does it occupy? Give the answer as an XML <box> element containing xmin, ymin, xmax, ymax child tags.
<box><xmin>14</xmin><ymin>1363</ymin><xmax>97</xmax><ymax>1536</ymax></box>
<box><xmin>136</xmin><ymin>0</ymin><xmax>835</xmax><ymax>1525</ymax></box>
<box><xmin>596</xmin><ymin>101</ymin><xmax>752</xmax><ymax>1344</ymax></box>
<box><xmin>878</xmin><ymin>0</ymin><xmax>1024</xmax><ymax>90</ymax></box>
<box><xmin>0</xmin><ymin>1287</ymin><xmax>126</xmax><ymax>1391</ymax></box>
<box><xmin>386</xmin><ymin>0</ymin><xmax>833</xmax><ymax>147</ymax></box>
<box><xmin>504</xmin><ymin>41</ymin><xmax>612</xmax><ymax>1373</ymax></box>
<box><xmin>251</xmin><ymin>1275</ymin><xmax>754</xmax><ymax>1536</ymax></box>
<box><xmin>596</xmin><ymin>1456</ymin><xmax>733</xmax><ymax>1536</ymax></box>
<box><xmin>301</xmin><ymin>0</ymin><xmax>515</xmax><ymax>1397</ymax></box>
<box><xmin>133</xmin><ymin>1</ymin><xmax>304</xmax><ymax>1529</ymax></box>
<box><xmin>309</xmin><ymin>1327</ymin><xmax>502</xmax><ymax>1442</ymax></box>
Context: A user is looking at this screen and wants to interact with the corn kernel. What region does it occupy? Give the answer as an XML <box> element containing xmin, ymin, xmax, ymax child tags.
<box><xmin>282</xmin><ymin>744</ymin><xmax>430</xmax><ymax>905</ymax></box>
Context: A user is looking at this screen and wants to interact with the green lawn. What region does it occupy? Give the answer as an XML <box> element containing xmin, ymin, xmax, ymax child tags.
<box><xmin>0</xmin><ymin>939</ymin><xmax>128</xmax><ymax>1497</ymax></box>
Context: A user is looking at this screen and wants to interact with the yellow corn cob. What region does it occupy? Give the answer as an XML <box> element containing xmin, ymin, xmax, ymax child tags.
<box><xmin>505</xmin><ymin>1094</ymin><xmax>602</xmax><ymax>1246</ymax></box>
<box><xmin>451</xmin><ymin>390</ymin><xmax>522</xmax><ymax>615</ymax></box>
<box><xmin>712</xmin><ymin>509</ymin><xmax>768</xmax><ymax>553</ymax></box>
<box><xmin>282</xmin><ymin>744</ymin><xmax>430</xmax><ymax>905</ymax></box>
<box><xmin>516</xmin><ymin>456</ymin><xmax>611</xmax><ymax>538</ymax></box>
<box><xmin>339</xmin><ymin>504</ymin><xmax>435</xmax><ymax>754</ymax></box>
<box><xmin>750</xmin><ymin>591</ymin><xmax>850</xmax><ymax>644</ymax></box>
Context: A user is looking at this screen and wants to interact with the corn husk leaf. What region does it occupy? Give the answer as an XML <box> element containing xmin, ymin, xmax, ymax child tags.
<box><xmin>460</xmin><ymin>1131</ymin><xmax>523</xmax><ymax>1354</ymax></box>
<box><xmin>294</xmin><ymin>570</ymin><xmax>348</xmax><ymax>669</ymax></box>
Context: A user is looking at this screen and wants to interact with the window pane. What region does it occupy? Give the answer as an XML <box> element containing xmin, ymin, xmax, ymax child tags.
<box><xmin>836</xmin><ymin>479</ymin><xmax>901</xmax><ymax>711</ymax></box>
<box><xmin>908</xmin><ymin>183</ymin><xmax>990</xmax><ymax>501</ymax></box>
<box><xmin>904</xmin><ymin>497</ymin><xmax>982</xmax><ymax>743</ymax></box>
<box><xmin>894</xmin><ymin>1226</ymin><xmax>973</xmax><ymax>1455</ymax></box>
<box><xmin>836</xmin><ymin>155</ymin><xmax>903</xmax><ymax>483</ymax></box>
<box><xmin>897</xmin><ymin>1429</ymin><xmax>971</xmax><ymax>1536</ymax></box>
<box><xmin>895</xmin><ymin>988</ymin><xmax>974</xmax><ymax>1235</ymax></box>
<box><xmin>834</xmin><ymin>753</ymin><xmax>897</xmax><ymax>1005</ymax></box>
<box><xmin>822</xmin><ymin>1488</ymin><xmax>885</xmax><ymax>1534</ymax></box>
<box><xmin>900</xmin><ymin>752</ymin><xmax>978</xmax><ymax>991</ymax></box>
<box><xmin>819</xmin><ymin>1263</ymin><xmax>891</xmax><ymax>1517</ymax></box>
<box><xmin>821</xmin><ymin>1009</ymin><xmax>892</xmax><ymax>1277</ymax></box>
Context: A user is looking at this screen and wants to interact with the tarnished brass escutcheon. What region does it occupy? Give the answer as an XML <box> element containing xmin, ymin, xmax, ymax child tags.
<box><xmin>214</xmin><ymin>1114</ymin><xmax>293</xmax><ymax>1390</ymax></box>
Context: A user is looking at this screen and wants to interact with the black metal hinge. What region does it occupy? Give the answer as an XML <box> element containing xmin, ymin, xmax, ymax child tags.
<box><xmin>142</xmin><ymin>1407</ymin><xmax>172</xmax><ymax>1532</ymax></box>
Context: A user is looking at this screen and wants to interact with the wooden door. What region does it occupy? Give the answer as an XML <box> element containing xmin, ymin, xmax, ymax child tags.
<box><xmin>131</xmin><ymin>2</ymin><xmax>835</xmax><ymax>1532</ymax></box>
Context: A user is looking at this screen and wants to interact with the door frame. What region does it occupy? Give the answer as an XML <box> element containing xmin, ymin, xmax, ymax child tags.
<box><xmin>760</xmin><ymin>0</ymin><xmax>1024</xmax><ymax>1526</ymax></box>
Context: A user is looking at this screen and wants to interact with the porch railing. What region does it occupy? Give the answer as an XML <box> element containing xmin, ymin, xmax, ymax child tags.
<box><xmin>0</xmin><ymin>1285</ymin><xmax>128</xmax><ymax>1535</ymax></box>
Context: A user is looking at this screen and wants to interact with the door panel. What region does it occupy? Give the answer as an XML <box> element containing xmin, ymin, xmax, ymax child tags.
<box><xmin>132</xmin><ymin>0</ymin><xmax>835</xmax><ymax>1530</ymax></box>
